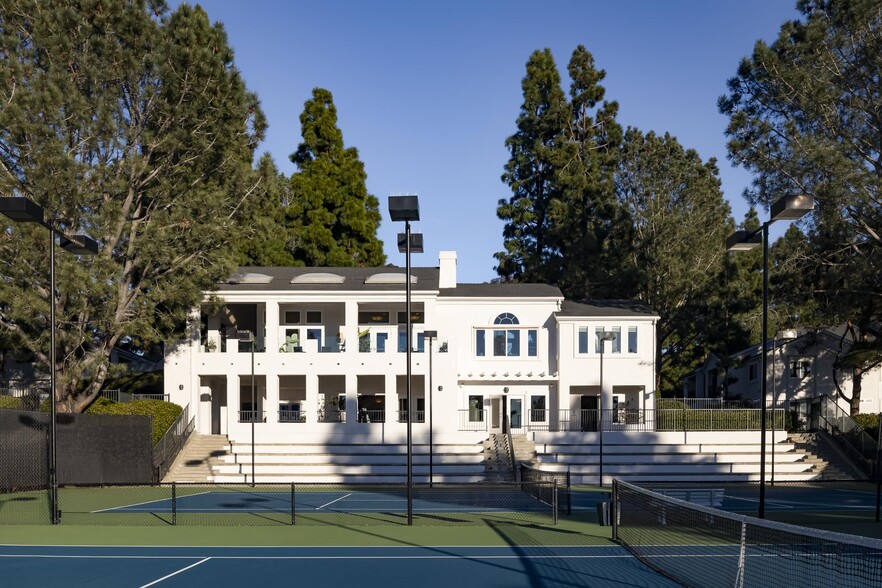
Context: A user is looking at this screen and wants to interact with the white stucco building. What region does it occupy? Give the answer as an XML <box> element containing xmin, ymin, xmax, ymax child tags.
<box><xmin>682</xmin><ymin>326</ymin><xmax>882</xmax><ymax>414</ymax></box>
<box><xmin>164</xmin><ymin>251</ymin><xmax>660</xmax><ymax>447</ymax></box>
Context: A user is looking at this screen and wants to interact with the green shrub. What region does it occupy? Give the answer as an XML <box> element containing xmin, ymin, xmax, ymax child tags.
<box><xmin>0</xmin><ymin>396</ymin><xmax>22</xmax><ymax>410</ymax></box>
<box><xmin>854</xmin><ymin>413</ymin><xmax>880</xmax><ymax>441</ymax></box>
<box><xmin>86</xmin><ymin>397</ymin><xmax>182</xmax><ymax>445</ymax></box>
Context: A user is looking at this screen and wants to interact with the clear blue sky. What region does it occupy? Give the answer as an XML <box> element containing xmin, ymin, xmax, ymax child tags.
<box><xmin>187</xmin><ymin>0</ymin><xmax>800</xmax><ymax>283</ymax></box>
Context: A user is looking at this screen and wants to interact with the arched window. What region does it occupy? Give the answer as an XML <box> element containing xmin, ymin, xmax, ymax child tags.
<box><xmin>494</xmin><ymin>312</ymin><xmax>519</xmax><ymax>325</ymax></box>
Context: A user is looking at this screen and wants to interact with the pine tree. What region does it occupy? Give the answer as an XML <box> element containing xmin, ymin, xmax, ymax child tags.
<box><xmin>0</xmin><ymin>1</ymin><xmax>266</xmax><ymax>412</ymax></box>
<box><xmin>286</xmin><ymin>88</ymin><xmax>385</xmax><ymax>267</ymax></box>
<box><xmin>551</xmin><ymin>45</ymin><xmax>632</xmax><ymax>299</ymax></box>
<box><xmin>236</xmin><ymin>155</ymin><xmax>297</xmax><ymax>267</ymax></box>
<box><xmin>495</xmin><ymin>49</ymin><xmax>569</xmax><ymax>283</ymax></box>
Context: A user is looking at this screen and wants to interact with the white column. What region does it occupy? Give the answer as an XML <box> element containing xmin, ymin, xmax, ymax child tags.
<box><xmin>265</xmin><ymin>301</ymin><xmax>280</xmax><ymax>354</ymax></box>
<box><xmin>344</xmin><ymin>300</ymin><xmax>358</xmax><ymax>353</ymax></box>
<box><xmin>226</xmin><ymin>375</ymin><xmax>240</xmax><ymax>435</ymax></box>
<box><xmin>306</xmin><ymin>373</ymin><xmax>319</xmax><ymax>424</ymax></box>
<box><xmin>265</xmin><ymin>373</ymin><xmax>279</xmax><ymax>425</ymax></box>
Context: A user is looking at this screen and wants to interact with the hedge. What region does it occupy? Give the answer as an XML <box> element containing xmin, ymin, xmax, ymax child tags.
<box><xmin>86</xmin><ymin>397</ymin><xmax>183</xmax><ymax>445</ymax></box>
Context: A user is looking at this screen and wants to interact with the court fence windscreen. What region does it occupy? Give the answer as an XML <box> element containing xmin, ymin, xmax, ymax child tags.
<box><xmin>612</xmin><ymin>479</ymin><xmax>882</xmax><ymax>588</ymax></box>
<box><xmin>0</xmin><ymin>481</ymin><xmax>558</xmax><ymax>527</ymax></box>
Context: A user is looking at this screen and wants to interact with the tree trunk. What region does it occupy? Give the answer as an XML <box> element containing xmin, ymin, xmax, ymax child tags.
<box><xmin>851</xmin><ymin>366</ymin><xmax>863</xmax><ymax>416</ymax></box>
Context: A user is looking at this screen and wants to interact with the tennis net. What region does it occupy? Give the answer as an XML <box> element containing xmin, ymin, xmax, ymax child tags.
<box><xmin>612</xmin><ymin>479</ymin><xmax>882</xmax><ymax>588</ymax></box>
<box><xmin>519</xmin><ymin>463</ymin><xmax>571</xmax><ymax>514</ymax></box>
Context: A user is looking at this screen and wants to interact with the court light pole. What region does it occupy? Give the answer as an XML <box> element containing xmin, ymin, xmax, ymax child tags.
<box><xmin>0</xmin><ymin>197</ymin><xmax>98</xmax><ymax>525</ymax></box>
<box><xmin>424</xmin><ymin>330</ymin><xmax>438</xmax><ymax>487</ymax></box>
<box><xmin>598</xmin><ymin>330</ymin><xmax>616</xmax><ymax>487</ymax></box>
<box><xmin>726</xmin><ymin>194</ymin><xmax>813</xmax><ymax>518</ymax></box>
<box><xmin>389</xmin><ymin>194</ymin><xmax>423</xmax><ymax>526</ymax></box>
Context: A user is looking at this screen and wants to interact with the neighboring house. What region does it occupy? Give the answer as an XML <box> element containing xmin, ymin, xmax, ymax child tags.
<box><xmin>164</xmin><ymin>251</ymin><xmax>659</xmax><ymax>444</ymax></box>
<box><xmin>682</xmin><ymin>326</ymin><xmax>882</xmax><ymax>414</ymax></box>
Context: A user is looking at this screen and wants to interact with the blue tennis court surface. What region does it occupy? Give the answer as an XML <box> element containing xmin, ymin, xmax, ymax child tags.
<box><xmin>0</xmin><ymin>544</ymin><xmax>683</xmax><ymax>587</ymax></box>
<box><xmin>102</xmin><ymin>488</ymin><xmax>609</xmax><ymax>514</ymax></box>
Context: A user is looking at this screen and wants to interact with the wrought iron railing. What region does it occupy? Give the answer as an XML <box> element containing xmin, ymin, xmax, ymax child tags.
<box><xmin>237</xmin><ymin>410</ymin><xmax>266</xmax><ymax>423</ymax></box>
<box><xmin>152</xmin><ymin>404</ymin><xmax>194</xmax><ymax>482</ymax></box>
<box><xmin>279</xmin><ymin>410</ymin><xmax>306</xmax><ymax>423</ymax></box>
<box><xmin>458</xmin><ymin>409</ymin><xmax>487</xmax><ymax>431</ymax></box>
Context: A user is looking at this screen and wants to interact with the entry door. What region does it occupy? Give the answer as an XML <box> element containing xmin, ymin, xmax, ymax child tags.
<box><xmin>510</xmin><ymin>397</ymin><xmax>523</xmax><ymax>430</ymax></box>
<box><xmin>490</xmin><ymin>396</ymin><xmax>503</xmax><ymax>434</ymax></box>
<box><xmin>580</xmin><ymin>395</ymin><xmax>599</xmax><ymax>431</ymax></box>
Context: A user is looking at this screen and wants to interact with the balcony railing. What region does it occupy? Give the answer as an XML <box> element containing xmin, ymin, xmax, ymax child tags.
<box><xmin>458</xmin><ymin>409</ymin><xmax>488</xmax><ymax>431</ymax></box>
<box><xmin>318</xmin><ymin>409</ymin><xmax>346</xmax><ymax>423</ymax></box>
<box><xmin>456</xmin><ymin>408</ymin><xmax>785</xmax><ymax>433</ymax></box>
<box><xmin>238</xmin><ymin>410</ymin><xmax>266</xmax><ymax>423</ymax></box>
<box><xmin>396</xmin><ymin>410</ymin><xmax>425</xmax><ymax>423</ymax></box>
<box><xmin>279</xmin><ymin>410</ymin><xmax>306</xmax><ymax>423</ymax></box>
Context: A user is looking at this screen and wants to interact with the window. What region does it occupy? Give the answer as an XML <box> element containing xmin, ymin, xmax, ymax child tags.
<box><xmin>528</xmin><ymin>329</ymin><xmax>537</xmax><ymax>357</ymax></box>
<box><xmin>578</xmin><ymin>327</ymin><xmax>589</xmax><ymax>354</ymax></box>
<box><xmin>397</xmin><ymin>311</ymin><xmax>424</xmax><ymax>324</ymax></box>
<box><xmin>595</xmin><ymin>327</ymin><xmax>605</xmax><ymax>353</ymax></box>
<box><xmin>493</xmin><ymin>329</ymin><xmax>519</xmax><ymax>356</ymax></box>
<box><xmin>284</xmin><ymin>310</ymin><xmax>301</xmax><ymax>325</ymax></box>
<box><xmin>305</xmin><ymin>311</ymin><xmax>322</xmax><ymax>324</ymax></box>
<box><xmin>628</xmin><ymin>327</ymin><xmax>638</xmax><ymax>353</ymax></box>
<box><xmin>530</xmin><ymin>395</ymin><xmax>546</xmax><ymax>422</ymax></box>
<box><xmin>748</xmin><ymin>363</ymin><xmax>758</xmax><ymax>381</ymax></box>
<box><xmin>468</xmin><ymin>395</ymin><xmax>484</xmax><ymax>422</ymax></box>
<box><xmin>611</xmin><ymin>326</ymin><xmax>621</xmax><ymax>353</ymax></box>
<box><xmin>494</xmin><ymin>313</ymin><xmax>519</xmax><ymax>325</ymax></box>
<box><xmin>790</xmin><ymin>358</ymin><xmax>812</xmax><ymax>379</ymax></box>
<box><xmin>358</xmin><ymin>311</ymin><xmax>389</xmax><ymax>324</ymax></box>
<box><xmin>377</xmin><ymin>332</ymin><xmax>388</xmax><ymax>353</ymax></box>
<box><xmin>476</xmin><ymin>329</ymin><xmax>485</xmax><ymax>357</ymax></box>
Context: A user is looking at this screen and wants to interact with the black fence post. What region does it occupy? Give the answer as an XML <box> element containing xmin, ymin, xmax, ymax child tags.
<box><xmin>566</xmin><ymin>469</ymin><xmax>572</xmax><ymax>515</ymax></box>
<box><xmin>291</xmin><ymin>482</ymin><xmax>296</xmax><ymax>526</ymax></box>
<box><xmin>611</xmin><ymin>479</ymin><xmax>618</xmax><ymax>541</ymax></box>
<box><xmin>172</xmin><ymin>481</ymin><xmax>177</xmax><ymax>526</ymax></box>
<box><xmin>552</xmin><ymin>479</ymin><xmax>558</xmax><ymax>525</ymax></box>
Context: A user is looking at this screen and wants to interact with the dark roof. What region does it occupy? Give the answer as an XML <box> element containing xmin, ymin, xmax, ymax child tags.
<box><xmin>556</xmin><ymin>299</ymin><xmax>658</xmax><ymax>318</ymax></box>
<box><xmin>438</xmin><ymin>283</ymin><xmax>562</xmax><ymax>298</ymax></box>
<box><xmin>214</xmin><ymin>266</ymin><xmax>440</xmax><ymax>292</ymax></box>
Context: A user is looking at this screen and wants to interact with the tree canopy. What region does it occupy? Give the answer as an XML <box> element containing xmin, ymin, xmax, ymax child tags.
<box><xmin>0</xmin><ymin>0</ymin><xmax>266</xmax><ymax>412</ymax></box>
<box><xmin>286</xmin><ymin>88</ymin><xmax>385</xmax><ymax>267</ymax></box>
<box><xmin>720</xmin><ymin>0</ymin><xmax>882</xmax><ymax>413</ymax></box>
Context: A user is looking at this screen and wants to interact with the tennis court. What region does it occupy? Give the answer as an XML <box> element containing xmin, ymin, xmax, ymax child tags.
<box><xmin>0</xmin><ymin>544</ymin><xmax>683</xmax><ymax>588</ymax></box>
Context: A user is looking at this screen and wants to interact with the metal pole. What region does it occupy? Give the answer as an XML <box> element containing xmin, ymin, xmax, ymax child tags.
<box><xmin>771</xmin><ymin>338</ymin><xmax>776</xmax><ymax>486</ymax></box>
<box><xmin>251</xmin><ymin>331</ymin><xmax>255</xmax><ymax>487</ymax></box>
<box><xmin>599</xmin><ymin>341</ymin><xmax>604</xmax><ymax>488</ymax></box>
<box><xmin>405</xmin><ymin>220</ymin><xmax>413</xmax><ymax>525</ymax></box>
<box><xmin>49</xmin><ymin>229</ymin><xmax>59</xmax><ymax>525</ymax></box>
<box><xmin>759</xmin><ymin>222</ymin><xmax>769</xmax><ymax>519</ymax></box>
<box><xmin>428</xmin><ymin>335</ymin><xmax>434</xmax><ymax>487</ymax></box>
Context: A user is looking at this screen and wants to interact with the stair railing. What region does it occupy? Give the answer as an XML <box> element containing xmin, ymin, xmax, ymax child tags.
<box><xmin>152</xmin><ymin>403</ymin><xmax>195</xmax><ymax>483</ymax></box>
<box><xmin>808</xmin><ymin>396</ymin><xmax>876</xmax><ymax>478</ymax></box>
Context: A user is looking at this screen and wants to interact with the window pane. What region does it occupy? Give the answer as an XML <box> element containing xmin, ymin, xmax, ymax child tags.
<box><xmin>507</xmin><ymin>329</ymin><xmax>520</xmax><ymax>356</ymax></box>
<box><xmin>377</xmin><ymin>333</ymin><xmax>387</xmax><ymax>353</ymax></box>
<box><xmin>416</xmin><ymin>332</ymin><xmax>425</xmax><ymax>353</ymax></box>
<box><xmin>531</xmin><ymin>395</ymin><xmax>546</xmax><ymax>422</ymax></box>
<box><xmin>397</xmin><ymin>311</ymin><xmax>424</xmax><ymax>324</ymax></box>
<box><xmin>284</xmin><ymin>310</ymin><xmax>301</xmax><ymax>324</ymax></box>
<box><xmin>578</xmin><ymin>328</ymin><xmax>588</xmax><ymax>354</ymax></box>
<box><xmin>398</xmin><ymin>331</ymin><xmax>407</xmax><ymax>352</ymax></box>
<box><xmin>359</xmin><ymin>311</ymin><xmax>389</xmax><ymax>324</ymax></box>
<box><xmin>493</xmin><ymin>330</ymin><xmax>507</xmax><ymax>356</ymax></box>
<box><xmin>476</xmin><ymin>329</ymin><xmax>485</xmax><ymax>357</ymax></box>
<box><xmin>468</xmin><ymin>395</ymin><xmax>483</xmax><ymax>422</ymax></box>
<box><xmin>306</xmin><ymin>311</ymin><xmax>322</xmax><ymax>324</ymax></box>
<box><xmin>595</xmin><ymin>327</ymin><xmax>604</xmax><ymax>353</ymax></box>
<box><xmin>528</xmin><ymin>329</ymin><xmax>537</xmax><ymax>356</ymax></box>
<box><xmin>628</xmin><ymin>327</ymin><xmax>637</xmax><ymax>353</ymax></box>
<box><xmin>612</xmin><ymin>326</ymin><xmax>621</xmax><ymax>353</ymax></box>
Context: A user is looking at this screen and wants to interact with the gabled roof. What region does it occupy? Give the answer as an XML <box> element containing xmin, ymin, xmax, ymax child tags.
<box><xmin>556</xmin><ymin>299</ymin><xmax>658</xmax><ymax>318</ymax></box>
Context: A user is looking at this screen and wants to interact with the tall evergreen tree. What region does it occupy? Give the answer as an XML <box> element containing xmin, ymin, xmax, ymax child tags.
<box><xmin>286</xmin><ymin>88</ymin><xmax>385</xmax><ymax>267</ymax></box>
<box><xmin>0</xmin><ymin>1</ymin><xmax>266</xmax><ymax>412</ymax></box>
<box><xmin>495</xmin><ymin>49</ymin><xmax>569</xmax><ymax>282</ymax></box>
<box><xmin>719</xmin><ymin>0</ymin><xmax>882</xmax><ymax>412</ymax></box>
<box><xmin>615</xmin><ymin>129</ymin><xmax>733</xmax><ymax>394</ymax></box>
<box><xmin>551</xmin><ymin>45</ymin><xmax>633</xmax><ymax>299</ymax></box>
<box><xmin>236</xmin><ymin>155</ymin><xmax>296</xmax><ymax>267</ymax></box>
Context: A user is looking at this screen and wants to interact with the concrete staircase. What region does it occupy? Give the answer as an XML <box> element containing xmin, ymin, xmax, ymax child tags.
<box><xmin>210</xmin><ymin>441</ymin><xmax>486</xmax><ymax>484</ymax></box>
<box><xmin>787</xmin><ymin>432</ymin><xmax>868</xmax><ymax>480</ymax></box>
<box><xmin>482</xmin><ymin>434</ymin><xmax>514</xmax><ymax>482</ymax></box>
<box><xmin>163</xmin><ymin>434</ymin><xmax>230</xmax><ymax>483</ymax></box>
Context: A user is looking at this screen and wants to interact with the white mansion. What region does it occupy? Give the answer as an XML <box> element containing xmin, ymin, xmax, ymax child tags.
<box><xmin>165</xmin><ymin>251</ymin><xmax>658</xmax><ymax>446</ymax></box>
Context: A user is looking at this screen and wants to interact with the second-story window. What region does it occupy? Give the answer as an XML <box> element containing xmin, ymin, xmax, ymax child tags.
<box><xmin>628</xmin><ymin>327</ymin><xmax>638</xmax><ymax>353</ymax></box>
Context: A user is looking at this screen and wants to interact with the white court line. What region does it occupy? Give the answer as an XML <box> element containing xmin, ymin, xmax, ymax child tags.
<box><xmin>316</xmin><ymin>493</ymin><xmax>352</xmax><ymax>510</ymax></box>
<box><xmin>0</xmin><ymin>553</ymin><xmax>642</xmax><ymax>561</ymax></box>
<box><xmin>91</xmin><ymin>491</ymin><xmax>212</xmax><ymax>513</ymax></box>
<box><xmin>138</xmin><ymin>557</ymin><xmax>211</xmax><ymax>587</ymax></box>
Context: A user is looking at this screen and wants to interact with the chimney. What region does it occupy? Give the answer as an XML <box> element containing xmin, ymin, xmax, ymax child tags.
<box><xmin>439</xmin><ymin>251</ymin><xmax>457</xmax><ymax>288</ymax></box>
